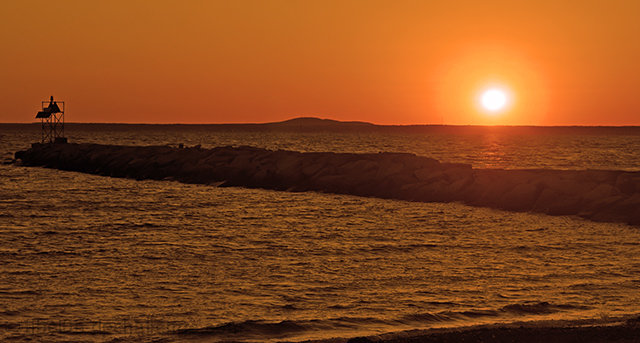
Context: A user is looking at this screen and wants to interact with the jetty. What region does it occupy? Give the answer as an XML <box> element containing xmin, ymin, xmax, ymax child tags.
<box><xmin>14</xmin><ymin>142</ymin><xmax>640</xmax><ymax>225</ymax></box>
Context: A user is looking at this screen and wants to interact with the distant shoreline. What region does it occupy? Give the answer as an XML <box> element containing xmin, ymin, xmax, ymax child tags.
<box><xmin>2</xmin><ymin>117</ymin><xmax>640</xmax><ymax>135</ymax></box>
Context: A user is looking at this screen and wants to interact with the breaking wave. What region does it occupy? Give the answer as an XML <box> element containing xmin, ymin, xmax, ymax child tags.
<box><xmin>173</xmin><ymin>302</ymin><xmax>589</xmax><ymax>341</ymax></box>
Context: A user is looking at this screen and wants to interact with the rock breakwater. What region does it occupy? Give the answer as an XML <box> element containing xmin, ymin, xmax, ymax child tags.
<box><xmin>15</xmin><ymin>142</ymin><xmax>640</xmax><ymax>225</ymax></box>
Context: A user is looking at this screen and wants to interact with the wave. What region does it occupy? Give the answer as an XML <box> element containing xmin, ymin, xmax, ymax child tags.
<box><xmin>355</xmin><ymin>243</ymin><xmax>440</xmax><ymax>253</ymax></box>
<box><xmin>501</xmin><ymin>301</ymin><xmax>588</xmax><ymax>314</ymax></box>
<box><xmin>174</xmin><ymin>319</ymin><xmax>310</xmax><ymax>338</ymax></box>
<box><xmin>172</xmin><ymin>302</ymin><xmax>588</xmax><ymax>341</ymax></box>
<box><xmin>0</xmin><ymin>289</ymin><xmax>40</xmax><ymax>296</ymax></box>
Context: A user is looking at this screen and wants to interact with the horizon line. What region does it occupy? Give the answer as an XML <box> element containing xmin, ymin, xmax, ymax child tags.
<box><xmin>3</xmin><ymin>122</ymin><xmax>640</xmax><ymax>128</ymax></box>
<box><xmin>2</xmin><ymin>116</ymin><xmax>640</xmax><ymax>128</ymax></box>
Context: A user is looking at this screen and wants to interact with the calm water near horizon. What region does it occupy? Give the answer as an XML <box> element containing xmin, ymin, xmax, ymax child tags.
<box><xmin>1</xmin><ymin>124</ymin><xmax>640</xmax><ymax>342</ymax></box>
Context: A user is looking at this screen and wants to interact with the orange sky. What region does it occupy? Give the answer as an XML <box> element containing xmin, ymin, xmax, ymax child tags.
<box><xmin>2</xmin><ymin>0</ymin><xmax>640</xmax><ymax>125</ymax></box>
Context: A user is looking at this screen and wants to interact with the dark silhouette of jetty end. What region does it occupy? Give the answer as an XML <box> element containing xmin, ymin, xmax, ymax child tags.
<box><xmin>14</xmin><ymin>143</ymin><xmax>640</xmax><ymax>226</ymax></box>
<box><xmin>35</xmin><ymin>96</ymin><xmax>67</xmax><ymax>144</ymax></box>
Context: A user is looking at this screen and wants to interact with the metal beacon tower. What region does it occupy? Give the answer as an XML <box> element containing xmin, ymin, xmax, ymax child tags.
<box><xmin>36</xmin><ymin>96</ymin><xmax>67</xmax><ymax>143</ymax></box>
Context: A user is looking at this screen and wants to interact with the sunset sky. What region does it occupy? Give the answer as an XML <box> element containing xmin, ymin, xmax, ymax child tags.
<box><xmin>2</xmin><ymin>0</ymin><xmax>639</xmax><ymax>125</ymax></box>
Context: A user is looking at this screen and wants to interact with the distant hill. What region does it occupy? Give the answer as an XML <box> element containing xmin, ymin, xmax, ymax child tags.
<box><xmin>259</xmin><ymin>117</ymin><xmax>640</xmax><ymax>135</ymax></box>
<box><xmin>264</xmin><ymin>117</ymin><xmax>376</xmax><ymax>130</ymax></box>
<box><xmin>19</xmin><ymin>117</ymin><xmax>640</xmax><ymax>135</ymax></box>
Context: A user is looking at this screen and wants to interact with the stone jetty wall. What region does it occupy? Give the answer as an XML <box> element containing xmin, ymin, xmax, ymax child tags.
<box><xmin>15</xmin><ymin>142</ymin><xmax>640</xmax><ymax>225</ymax></box>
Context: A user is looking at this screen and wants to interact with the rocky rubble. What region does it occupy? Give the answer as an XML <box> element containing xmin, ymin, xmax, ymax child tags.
<box><xmin>15</xmin><ymin>142</ymin><xmax>640</xmax><ymax>225</ymax></box>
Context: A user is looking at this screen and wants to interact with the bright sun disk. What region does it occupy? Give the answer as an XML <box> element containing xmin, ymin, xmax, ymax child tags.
<box><xmin>481</xmin><ymin>89</ymin><xmax>507</xmax><ymax>112</ymax></box>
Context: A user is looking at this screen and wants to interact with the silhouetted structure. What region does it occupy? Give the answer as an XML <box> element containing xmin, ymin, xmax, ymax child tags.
<box><xmin>36</xmin><ymin>96</ymin><xmax>66</xmax><ymax>143</ymax></box>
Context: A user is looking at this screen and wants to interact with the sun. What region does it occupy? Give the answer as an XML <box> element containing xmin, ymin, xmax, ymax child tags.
<box><xmin>481</xmin><ymin>89</ymin><xmax>508</xmax><ymax>112</ymax></box>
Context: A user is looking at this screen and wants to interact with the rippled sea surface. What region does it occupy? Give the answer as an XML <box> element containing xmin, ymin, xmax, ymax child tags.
<box><xmin>1</xmin><ymin>124</ymin><xmax>640</xmax><ymax>342</ymax></box>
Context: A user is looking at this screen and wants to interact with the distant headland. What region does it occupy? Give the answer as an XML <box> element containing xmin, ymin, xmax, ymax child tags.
<box><xmin>225</xmin><ymin>117</ymin><xmax>640</xmax><ymax>135</ymax></box>
<box><xmin>1</xmin><ymin>116</ymin><xmax>637</xmax><ymax>134</ymax></box>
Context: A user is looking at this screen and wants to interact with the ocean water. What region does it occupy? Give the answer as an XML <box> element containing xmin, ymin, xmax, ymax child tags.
<box><xmin>1</xmin><ymin>124</ymin><xmax>640</xmax><ymax>342</ymax></box>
